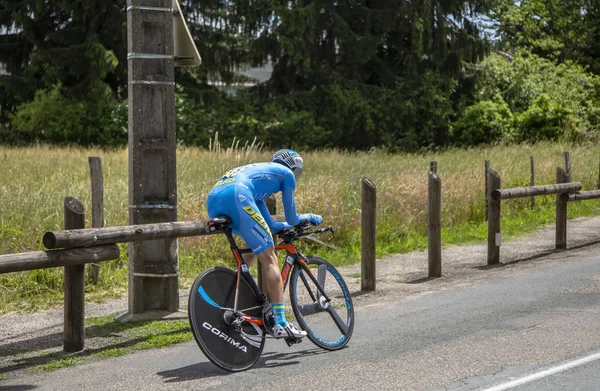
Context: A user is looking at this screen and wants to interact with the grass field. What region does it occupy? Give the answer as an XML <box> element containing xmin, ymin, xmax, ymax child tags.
<box><xmin>1</xmin><ymin>142</ymin><xmax>599</xmax><ymax>314</ymax></box>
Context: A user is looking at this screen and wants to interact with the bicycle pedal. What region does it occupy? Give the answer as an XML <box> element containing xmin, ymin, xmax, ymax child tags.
<box><xmin>284</xmin><ymin>337</ymin><xmax>302</xmax><ymax>347</ymax></box>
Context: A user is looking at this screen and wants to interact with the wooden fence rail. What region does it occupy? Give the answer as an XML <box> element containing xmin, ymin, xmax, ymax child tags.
<box><xmin>491</xmin><ymin>182</ymin><xmax>582</xmax><ymax>200</ymax></box>
<box><xmin>565</xmin><ymin>190</ymin><xmax>600</xmax><ymax>202</ymax></box>
<box><xmin>43</xmin><ymin>220</ymin><xmax>211</xmax><ymax>250</ymax></box>
<box><xmin>0</xmin><ymin>245</ymin><xmax>120</xmax><ymax>274</ymax></box>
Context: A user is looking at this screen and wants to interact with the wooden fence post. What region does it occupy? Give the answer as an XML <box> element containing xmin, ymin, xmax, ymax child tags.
<box><xmin>63</xmin><ymin>196</ymin><xmax>85</xmax><ymax>353</ymax></box>
<box><xmin>88</xmin><ymin>157</ymin><xmax>104</xmax><ymax>284</ymax></box>
<box><xmin>361</xmin><ymin>177</ymin><xmax>376</xmax><ymax>292</ymax></box>
<box><xmin>564</xmin><ymin>151</ymin><xmax>571</xmax><ymax>177</ymax></box>
<box><xmin>487</xmin><ymin>169</ymin><xmax>501</xmax><ymax>265</ymax></box>
<box><xmin>485</xmin><ymin>160</ymin><xmax>490</xmax><ymax>221</ymax></box>
<box><xmin>556</xmin><ymin>167</ymin><xmax>571</xmax><ymax>249</ymax></box>
<box><xmin>428</xmin><ymin>169</ymin><xmax>442</xmax><ymax>277</ymax></box>
<box><xmin>430</xmin><ymin>161</ymin><xmax>437</xmax><ymax>174</ymax></box>
<box><xmin>530</xmin><ymin>156</ymin><xmax>535</xmax><ymax>209</ymax></box>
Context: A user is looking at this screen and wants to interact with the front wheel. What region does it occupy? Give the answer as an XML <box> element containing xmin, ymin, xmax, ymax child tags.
<box><xmin>289</xmin><ymin>256</ymin><xmax>354</xmax><ymax>350</ymax></box>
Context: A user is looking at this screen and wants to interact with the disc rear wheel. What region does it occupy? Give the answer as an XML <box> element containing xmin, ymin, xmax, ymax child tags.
<box><xmin>188</xmin><ymin>267</ymin><xmax>265</xmax><ymax>372</ymax></box>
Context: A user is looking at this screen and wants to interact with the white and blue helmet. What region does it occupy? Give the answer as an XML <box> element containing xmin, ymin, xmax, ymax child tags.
<box><xmin>271</xmin><ymin>149</ymin><xmax>304</xmax><ymax>179</ymax></box>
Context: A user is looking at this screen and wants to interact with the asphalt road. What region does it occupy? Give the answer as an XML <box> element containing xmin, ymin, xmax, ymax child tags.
<box><xmin>2</xmin><ymin>255</ymin><xmax>600</xmax><ymax>391</ymax></box>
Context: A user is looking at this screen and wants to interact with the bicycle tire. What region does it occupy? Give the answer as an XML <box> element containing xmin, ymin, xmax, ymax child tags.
<box><xmin>289</xmin><ymin>256</ymin><xmax>354</xmax><ymax>350</ymax></box>
<box><xmin>188</xmin><ymin>267</ymin><xmax>265</xmax><ymax>372</ymax></box>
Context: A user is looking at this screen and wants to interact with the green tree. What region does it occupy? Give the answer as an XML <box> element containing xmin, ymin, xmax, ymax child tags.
<box><xmin>0</xmin><ymin>0</ymin><xmax>495</xmax><ymax>149</ymax></box>
<box><xmin>0</xmin><ymin>1</ymin><xmax>127</xmax><ymax>105</ymax></box>
<box><xmin>172</xmin><ymin>0</ymin><xmax>494</xmax><ymax>150</ymax></box>
<box><xmin>0</xmin><ymin>1</ymin><xmax>128</xmax><ymax>144</ymax></box>
<box><xmin>461</xmin><ymin>51</ymin><xmax>600</xmax><ymax>143</ymax></box>
<box><xmin>246</xmin><ymin>0</ymin><xmax>493</xmax><ymax>149</ymax></box>
<box><xmin>264</xmin><ymin>0</ymin><xmax>491</xmax><ymax>92</ymax></box>
<box><xmin>490</xmin><ymin>0</ymin><xmax>600</xmax><ymax>74</ymax></box>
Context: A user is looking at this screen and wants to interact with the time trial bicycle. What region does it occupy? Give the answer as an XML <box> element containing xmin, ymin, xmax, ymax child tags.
<box><xmin>188</xmin><ymin>216</ymin><xmax>354</xmax><ymax>372</ymax></box>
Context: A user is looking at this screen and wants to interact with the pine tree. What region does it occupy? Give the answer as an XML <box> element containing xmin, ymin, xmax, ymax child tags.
<box><xmin>260</xmin><ymin>0</ymin><xmax>491</xmax><ymax>93</ymax></box>
<box><xmin>244</xmin><ymin>0</ymin><xmax>493</xmax><ymax>148</ymax></box>
<box><xmin>0</xmin><ymin>0</ymin><xmax>126</xmax><ymax>120</ymax></box>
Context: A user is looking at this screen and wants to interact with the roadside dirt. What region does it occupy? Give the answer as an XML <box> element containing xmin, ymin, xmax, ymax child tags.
<box><xmin>1</xmin><ymin>216</ymin><xmax>599</xmax><ymax>378</ymax></box>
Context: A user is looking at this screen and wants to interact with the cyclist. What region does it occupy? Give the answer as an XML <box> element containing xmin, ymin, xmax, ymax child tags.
<box><xmin>206</xmin><ymin>149</ymin><xmax>322</xmax><ymax>340</ymax></box>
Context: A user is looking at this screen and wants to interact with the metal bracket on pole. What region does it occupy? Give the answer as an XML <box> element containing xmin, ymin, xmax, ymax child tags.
<box><xmin>128</xmin><ymin>53</ymin><xmax>174</xmax><ymax>60</ymax></box>
<box><xmin>129</xmin><ymin>203</ymin><xmax>176</xmax><ymax>210</ymax></box>
<box><xmin>129</xmin><ymin>80</ymin><xmax>176</xmax><ymax>86</ymax></box>
<box><xmin>130</xmin><ymin>272</ymin><xmax>180</xmax><ymax>278</ymax></box>
<box><xmin>126</xmin><ymin>5</ymin><xmax>175</xmax><ymax>13</ymax></box>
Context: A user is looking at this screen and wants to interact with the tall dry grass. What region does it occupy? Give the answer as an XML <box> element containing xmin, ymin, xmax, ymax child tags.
<box><xmin>0</xmin><ymin>142</ymin><xmax>599</xmax><ymax>313</ymax></box>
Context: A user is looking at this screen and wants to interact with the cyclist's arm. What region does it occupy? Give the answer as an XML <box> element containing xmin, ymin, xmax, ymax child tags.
<box><xmin>256</xmin><ymin>199</ymin><xmax>290</xmax><ymax>233</ymax></box>
<box><xmin>281</xmin><ymin>172</ymin><xmax>304</xmax><ymax>226</ymax></box>
<box><xmin>280</xmin><ymin>170</ymin><xmax>323</xmax><ymax>227</ymax></box>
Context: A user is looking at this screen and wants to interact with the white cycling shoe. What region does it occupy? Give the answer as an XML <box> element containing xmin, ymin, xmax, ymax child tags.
<box><xmin>272</xmin><ymin>322</ymin><xmax>307</xmax><ymax>339</ymax></box>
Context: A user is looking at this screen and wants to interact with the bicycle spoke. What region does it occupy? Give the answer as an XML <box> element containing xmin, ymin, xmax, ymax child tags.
<box><xmin>299</xmin><ymin>271</ymin><xmax>318</xmax><ymax>302</ymax></box>
<box><xmin>317</xmin><ymin>263</ymin><xmax>327</xmax><ymax>290</ymax></box>
<box><xmin>239</xmin><ymin>304</ymin><xmax>262</xmax><ymax>312</ymax></box>
<box><xmin>326</xmin><ymin>306</ymin><xmax>350</xmax><ymax>335</ymax></box>
<box><xmin>296</xmin><ymin>302</ymin><xmax>324</xmax><ymax>316</ymax></box>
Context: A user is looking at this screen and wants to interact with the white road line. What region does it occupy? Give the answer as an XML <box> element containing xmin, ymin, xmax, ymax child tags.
<box><xmin>481</xmin><ymin>351</ymin><xmax>600</xmax><ymax>391</ymax></box>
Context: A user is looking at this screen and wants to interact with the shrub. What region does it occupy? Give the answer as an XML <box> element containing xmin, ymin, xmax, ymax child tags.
<box><xmin>451</xmin><ymin>95</ymin><xmax>513</xmax><ymax>146</ymax></box>
<box><xmin>8</xmin><ymin>84</ymin><xmax>126</xmax><ymax>147</ymax></box>
<box><xmin>472</xmin><ymin>51</ymin><xmax>600</xmax><ymax>141</ymax></box>
<box><xmin>513</xmin><ymin>94</ymin><xmax>579</xmax><ymax>143</ymax></box>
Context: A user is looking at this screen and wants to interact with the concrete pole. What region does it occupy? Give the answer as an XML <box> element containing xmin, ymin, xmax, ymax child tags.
<box><xmin>124</xmin><ymin>0</ymin><xmax>179</xmax><ymax>320</ymax></box>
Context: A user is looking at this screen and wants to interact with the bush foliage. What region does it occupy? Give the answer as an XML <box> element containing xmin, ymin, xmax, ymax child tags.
<box><xmin>452</xmin><ymin>51</ymin><xmax>600</xmax><ymax>146</ymax></box>
<box><xmin>3</xmin><ymin>50</ymin><xmax>600</xmax><ymax>150</ymax></box>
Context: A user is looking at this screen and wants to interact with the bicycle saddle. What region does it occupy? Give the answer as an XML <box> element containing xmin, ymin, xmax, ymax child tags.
<box><xmin>205</xmin><ymin>216</ymin><xmax>232</xmax><ymax>232</ymax></box>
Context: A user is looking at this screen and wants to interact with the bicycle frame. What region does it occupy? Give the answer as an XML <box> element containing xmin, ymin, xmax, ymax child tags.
<box><xmin>220</xmin><ymin>227</ymin><xmax>332</xmax><ymax>328</ymax></box>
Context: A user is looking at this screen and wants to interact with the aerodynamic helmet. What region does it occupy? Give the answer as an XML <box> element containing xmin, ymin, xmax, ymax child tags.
<box><xmin>271</xmin><ymin>149</ymin><xmax>304</xmax><ymax>179</ymax></box>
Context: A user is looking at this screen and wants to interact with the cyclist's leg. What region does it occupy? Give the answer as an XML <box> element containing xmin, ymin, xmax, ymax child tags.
<box><xmin>241</xmin><ymin>252</ymin><xmax>257</xmax><ymax>266</ymax></box>
<box><xmin>207</xmin><ymin>187</ymin><xmax>259</xmax><ymax>265</ymax></box>
<box><xmin>206</xmin><ymin>186</ymin><xmax>235</xmax><ymax>222</ymax></box>
<box><xmin>232</xmin><ymin>187</ymin><xmax>278</xmax><ymax>300</ymax></box>
<box><xmin>233</xmin><ymin>188</ymin><xmax>306</xmax><ymax>340</ymax></box>
<box><xmin>232</xmin><ymin>187</ymin><xmax>273</xmax><ymax>250</ymax></box>
<box><xmin>256</xmin><ymin>247</ymin><xmax>282</xmax><ymax>303</ymax></box>
<box><xmin>255</xmin><ymin>247</ymin><xmax>306</xmax><ymax>339</ymax></box>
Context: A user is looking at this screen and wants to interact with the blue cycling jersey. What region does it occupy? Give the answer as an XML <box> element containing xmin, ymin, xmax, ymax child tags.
<box><xmin>206</xmin><ymin>162</ymin><xmax>303</xmax><ymax>254</ymax></box>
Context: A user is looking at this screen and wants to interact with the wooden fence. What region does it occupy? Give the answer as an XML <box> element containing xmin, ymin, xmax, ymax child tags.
<box><xmin>0</xmin><ymin>198</ymin><xmax>221</xmax><ymax>352</ymax></box>
<box><xmin>0</xmin><ymin>197</ymin><xmax>120</xmax><ymax>352</ymax></box>
<box><xmin>486</xmin><ymin>152</ymin><xmax>600</xmax><ymax>265</ymax></box>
